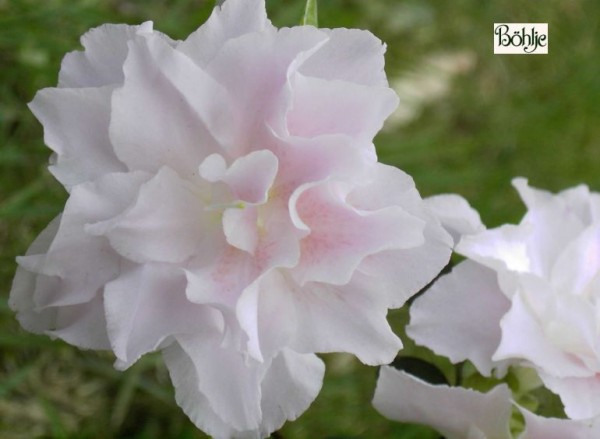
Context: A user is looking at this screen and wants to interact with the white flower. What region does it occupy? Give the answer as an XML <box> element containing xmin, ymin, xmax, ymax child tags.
<box><xmin>409</xmin><ymin>178</ymin><xmax>600</xmax><ymax>420</ymax></box>
<box><xmin>10</xmin><ymin>0</ymin><xmax>453</xmax><ymax>436</ymax></box>
<box><xmin>373</xmin><ymin>366</ymin><xmax>513</xmax><ymax>439</ymax></box>
<box><xmin>373</xmin><ymin>366</ymin><xmax>600</xmax><ymax>439</ymax></box>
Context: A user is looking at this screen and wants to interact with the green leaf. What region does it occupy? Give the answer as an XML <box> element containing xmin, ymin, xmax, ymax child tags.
<box><xmin>301</xmin><ymin>0</ymin><xmax>318</xmax><ymax>27</ymax></box>
<box><xmin>110</xmin><ymin>364</ymin><xmax>141</xmax><ymax>432</ymax></box>
<box><xmin>39</xmin><ymin>396</ymin><xmax>69</xmax><ymax>439</ymax></box>
<box><xmin>0</xmin><ymin>364</ymin><xmax>35</xmax><ymax>399</ymax></box>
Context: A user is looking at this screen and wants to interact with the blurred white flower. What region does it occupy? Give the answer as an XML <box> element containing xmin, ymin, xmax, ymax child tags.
<box><xmin>11</xmin><ymin>0</ymin><xmax>453</xmax><ymax>436</ymax></box>
<box><xmin>409</xmin><ymin>178</ymin><xmax>600</xmax><ymax>420</ymax></box>
<box><xmin>373</xmin><ymin>366</ymin><xmax>600</xmax><ymax>439</ymax></box>
<box><xmin>373</xmin><ymin>366</ymin><xmax>513</xmax><ymax>439</ymax></box>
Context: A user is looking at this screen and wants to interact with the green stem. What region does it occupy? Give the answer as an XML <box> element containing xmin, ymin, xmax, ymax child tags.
<box><xmin>301</xmin><ymin>0</ymin><xmax>318</xmax><ymax>27</ymax></box>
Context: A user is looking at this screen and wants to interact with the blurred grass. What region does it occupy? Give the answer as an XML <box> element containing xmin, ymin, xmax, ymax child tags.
<box><xmin>1</xmin><ymin>0</ymin><xmax>599</xmax><ymax>438</ymax></box>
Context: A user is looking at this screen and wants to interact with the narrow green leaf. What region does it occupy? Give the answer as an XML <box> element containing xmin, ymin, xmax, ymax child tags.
<box><xmin>39</xmin><ymin>396</ymin><xmax>69</xmax><ymax>439</ymax></box>
<box><xmin>136</xmin><ymin>376</ymin><xmax>174</xmax><ymax>405</ymax></box>
<box><xmin>301</xmin><ymin>0</ymin><xmax>318</xmax><ymax>27</ymax></box>
<box><xmin>0</xmin><ymin>177</ymin><xmax>47</xmax><ymax>217</ymax></box>
<box><xmin>0</xmin><ymin>364</ymin><xmax>35</xmax><ymax>398</ymax></box>
<box><xmin>110</xmin><ymin>364</ymin><xmax>141</xmax><ymax>431</ymax></box>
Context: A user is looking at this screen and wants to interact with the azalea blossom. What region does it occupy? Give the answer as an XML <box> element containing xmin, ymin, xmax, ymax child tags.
<box><xmin>409</xmin><ymin>178</ymin><xmax>600</xmax><ymax>420</ymax></box>
<box><xmin>373</xmin><ymin>366</ymin><xmax>600</xmax><ymax>439</ymax></box>
<box><xmin>10</xmin><ymin>0</ymin><xmax>453</xmax><ymax>436</ymax></box>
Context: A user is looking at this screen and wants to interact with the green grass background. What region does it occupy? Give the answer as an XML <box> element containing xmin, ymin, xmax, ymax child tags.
<box><xmin>1</xmin><ymin>0</ymin><xmax>599</xmax><ymax>437</ymax></box>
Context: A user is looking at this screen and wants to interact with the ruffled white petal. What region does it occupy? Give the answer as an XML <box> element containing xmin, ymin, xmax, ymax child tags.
<box><xmin>357</xmin><ymin>236</ymin><xmax>451</xmax><ymax>309</ymax></box>
<box><xmin>286</xmin><ymin>72</ymin><xmax>398</xmax><ymax>144</ymax></box>
<box><xmin>513</xmin><ymin>177</ymin><xmax>593</xmax><ymax>225</ymax></box>
<box><xmin>590</xmin><ymin>193</ymin><xmax>600</xmax><ymax>222</ymax></box>
<box><xmin>493</xmin><ymin>291</ymin><xmax>592</xmax><ymax>378</ymax></box>
<box><xmin>87</xmin><ymin>167</ymin><xmax>212</xmax><ymax>264</ymax></box>
<box><xmin>104</xmin><ymin>262</ymin><xmax>221</xmax><ymax>369</ymax></box>
<box><xmin>457</xmin><ymin>224</ymin><xmax>532</xmax><ymax>273</ymax></box>
<box><xmin>408</xmin><ymin>260</ymin><xmax>511</xmax><ymax>376</ymax></box>
<box><xmin>48</xmin><ymin>293</ymin><xmax>111</xmax><ymax>350</ymax></box>
<box><xmin>520</xmin><ymin>199</ymin><xmax>585</xmax><ymax>278</ymax></box>
<box><xmin>221</xmin><ymin>150</ymin><xmax>279</xmax><ymax>204</ymax></box>
<box><xmin>258</xmin><ymin>349</ymin><xmax>324</xmax><ymax>434</ymax></box>
<box><xmin>512</xmin><ymin>178</ymin><xmax>554</xmax><ymax>211</ymax></box>
<box><xmin>550</xmin><ymin>224</ymin><xmax>600</xmax><ymax>296</ymax></box>
<box><xmin>10</xmin><ymin>217</ymin><xmax>62</xmax><ymax>333</ymax></box>
<box><xmin>519</xmin><ymin>407</ymin><xmax>600</xmax><ymax>439</ymax></box>
<box><xmin>290</xmin><ymin>180</ymin><xmax>425</xmax><ymax>285</ymax></box>
<box><xmin>539</xmin><ymin>292</ymin><xmax>600</xmax><ymax>371</ymax></box>
<box><xmin>162</xmin><ymin>341</ymin><xmax>247</xmax><ymax>439</ymax></box>
<box><xmin>346</xmin><ymin>163</ymin><xmax>422</xmax><ymax>212</ymax></box>
<box><xmin>18</xmin><ymin>172</ymin><xmax>148</xmax><ymax>310</ymax></box>
<box><xmin>349</xmin><ymin>164</ymin><xmax>453</xmax><ymax>307</ymax></box>
<box><xmin>223</xmin><ymin>207</ymin><xmax>260</xmax><ymax>254</ymax></box>
<box><xmin>29</xmin><ymin>86</ymin><xmax>126</xmax><ymax>188</ymax></box>
<box><xmin>236</xmin><ymin>271</ymin><xmax>298</xmax><ymax>361</ymax></box>
<box><xmin>164</xmin><ymin>342</ymin><xmax>323</xmax><ymax>439</ymax></box>
<box><xmin>185</xmin><ymin>247</ymin><xmax>258</xmax><ymax>309</ymax></box>
<box><xmin>372</xmin><ymin>366</ymin><xmax>513</xmax><ymax>439</ymax></box>
<box><xmin>272</xmin><ymin>133</ymin><xmax>371</xmax><ymax>198</ymax></box>
<box><xmin>179</xmin><ymin>0</ymin><xmax>274</xmax><ymax>68</ymax></box>
<box><xmin>298</xmin><ymin>28</ymin><xmax>388</xmax><ymax>86</ymax></box>
<box><xmin>175</xmin><ymin>333</ymin><xmax>265</xmax><ymax>431</ymax></box>
<box><xmin>59</xmin><ymin>22</ymin><xmax>155</xmax><ymax>88</ymax></box>
<box><xmin>288</xmin><ymin>273</ymin><xmax>402</xmax><ymax>365</ymax></box>
<box><xmin>110</xmin><ymin>34</ymin><xmax>228</xmax><ymax>175</ymax></box>
<box><xmin>537</xmin><ymin>373</ymin><xmax>600</xmax><ymax>420</ymax></box>
<box><xmin>425</xmin><ymin>194</ymin><xmax>485</xmax><ymax>245</ymax></box>
<box><xmin>204</xmin><ymin>26</ymin><xmax>328</xmax><ymax>154</ymax></box>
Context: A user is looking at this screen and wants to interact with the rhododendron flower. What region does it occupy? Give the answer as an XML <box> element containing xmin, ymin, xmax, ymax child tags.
<box><xmin>373</xmin><ymin>366</ymin><xmax>600</xmax><ymax>439</ymax></box>
<box><xmin>10</xmin><ymin>0</ymin><xmax>453</xmax><ymax>436</ymax></box>
<box><xmin>409</xmin><ymin>178</ymin><xmax>600</xmax><ymax>420</ymax></box>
